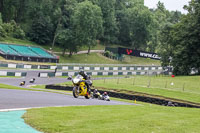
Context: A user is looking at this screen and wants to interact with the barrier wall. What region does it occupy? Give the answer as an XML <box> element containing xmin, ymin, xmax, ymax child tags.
<box><xmin>0</xmin><ymin>62</ymin><xmax>163</xmax><ymax>71</ymax></box>
<box><xmin>0</xmin><ymin>62</ymin><xmax>166</xmax><ymax>77</ymax></box>
<box><xmin>39</xmin><ymin>70</ymin><xmax>162</xmax><ymax>77</ymax></box>
<box><xmin>0</xmin><ymin>71</ymin><xmax>27</xmax><ymax>76</ymax></box>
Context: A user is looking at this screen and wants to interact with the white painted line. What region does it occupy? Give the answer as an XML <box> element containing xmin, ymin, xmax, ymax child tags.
<box><xmin>0</xmin><ymin>105</ymin><xmax>89</xmax><ymax>112</ymax></box>
<box><xmin>0</xmin><ymin>108</ymin><xmax>31</xmax><ymax>112</ymax></box>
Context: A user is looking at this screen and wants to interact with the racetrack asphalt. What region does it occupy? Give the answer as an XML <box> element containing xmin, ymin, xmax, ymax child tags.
<box><xmin>0</xmin><ymin>88</ymin><xmax>136</xmax><ymax>111</ymax></box>
<box><xmin>0</xmin><ymin>74</ymin><xmax>137</xmax><ymax>111</ymax></box>
<box><xmin>0</xmin><ymin>69</ymin><xmax>137</xmax><ymax>110</ymax></box>
<box><xmin>0</xmin><ymin>69</ymin><xmax>137</xmax><ymax>133</ymax></box>
<box><xmin>0</xmin><ymin>77</ymin><xmax>69</xmax><ymax>87</ymax></box>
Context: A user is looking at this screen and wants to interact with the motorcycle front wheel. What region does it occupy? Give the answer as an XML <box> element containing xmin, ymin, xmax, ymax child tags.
<box><xmin>73</xmin><ymin>86</ymin><xmax>79</xmax><ymax>98</ymax></box>
<box><xmin>85</xmin><ymin>91</ymin><xmax>91</xmax><ymax>99</ymax></box>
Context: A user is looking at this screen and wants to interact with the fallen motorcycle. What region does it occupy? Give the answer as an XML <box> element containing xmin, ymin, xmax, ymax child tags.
<box><xmin>92</xmin><ymin>92</ymin><xmax>101</xmax><ymax>99</ymax></box>
<box><xmin>98</xmin><ymin>95</ymin><xmax>110</xmax><ymax>101</ymax></box>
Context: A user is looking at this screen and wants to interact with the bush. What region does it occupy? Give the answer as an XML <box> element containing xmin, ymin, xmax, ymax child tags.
<box><xmin>0</xmin><ymin>20</ymin><xmax>25</xmax><ymax>39</ymax></box>
<box><xmin>0</xmin><ymin>25</ymin><xmax>7</xmax><ymax>38</ymax></box>
<box><xmin>13</xmin><ymin>25</ymin><xmax>25</xmax><ymax>39</ymax></box>
<box><xmin>104</xmin><ymin>50</ymin><xmax>111</xmax><ymax>57</ymax></box>
<box><xmin>103</xmin><ymin>50</ymin><xmax>124</xmax><ymax>61</ymax></box>
<box><xmin>2</xmin><ymin>23</ymin><xmax>14</xmax><ymax>36</ymax></box>
<box><xmin>11</xmin><ymin>20</ymin><xmax>25</xmax><ymax>39</ymax></box>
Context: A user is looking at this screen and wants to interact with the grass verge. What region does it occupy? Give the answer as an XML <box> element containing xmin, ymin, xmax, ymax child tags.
<box><xmin>0</xmin><ymin>83</ymin><xmax>32</xmax><ymax>90</ymax></box>
<box><xmin>58</xmin><ymin>53</ymin><xmax>160</xmax><ymax>65</ymax></box>
<box><xmin>62</xmin><ymin>75</ymin><xmax>200</xmax><ymax>103</ymax></box>
<box><xmin>23</xmin><ymin>105</ymin><xmax>200</xmax><ymax>133</ymax></box>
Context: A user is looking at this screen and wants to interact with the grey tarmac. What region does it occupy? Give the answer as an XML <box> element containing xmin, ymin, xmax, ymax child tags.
<box><xmin>0</xmin><ymin>89</ymin><xmax>136</xmax><ymax>110</ymax></box>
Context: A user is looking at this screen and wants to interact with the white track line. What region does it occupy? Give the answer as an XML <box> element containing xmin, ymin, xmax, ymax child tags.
<box><xmin>0</xmin><ymin>105</ymin><xmax>89</xmax><ymax>112</ymax></box>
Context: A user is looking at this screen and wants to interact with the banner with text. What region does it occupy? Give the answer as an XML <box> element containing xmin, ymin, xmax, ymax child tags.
<box><xmin>118</xmin><ymin>47</ymin><xmax>161</xmax><ymax>60</ymax></box>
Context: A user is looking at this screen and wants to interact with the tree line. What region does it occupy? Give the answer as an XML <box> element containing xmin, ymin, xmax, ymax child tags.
<box><xmin>159</xmin><ymin>0</ymin><xmax>200</xmax><ymax>75</ymax></box>
<box><xmin>0</xmin><ymin>0</ymin><xmax>199</xmax><ymax>75</ymax></box>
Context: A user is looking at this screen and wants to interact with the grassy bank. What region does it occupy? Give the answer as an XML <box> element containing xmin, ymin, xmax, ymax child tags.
<box><xmin>59</xmin><ymin>53</ymin><xmax>161</xmax><ymax>65</ymax></box>
<box><xmin>0</xmin><ymin>52</ymin><xmax>160</xmax><ymax>65</ymax></box>
<box><xmin>91</xmin><ymin>76</ymin><xmax>200</xmax><ymax>103</ymax></box>
<box><xmin>23</xmin><ymin>105</ymin><xmax>200</xmax><ymax>133</ymax></box>
<box><xmin>0</xmin><ymin>37</ymin><xmax>103</xmax><ymax>53</ymax></box>
<box><xmin>61</xmin><ymin>75</ymin><xmax>200</xmax><ymax>103</ymax></box>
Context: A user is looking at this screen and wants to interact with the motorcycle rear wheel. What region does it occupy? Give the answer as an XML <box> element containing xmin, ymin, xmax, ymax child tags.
<box><xmin>73</xmin><ymin>86</ymin><xmax>79</xmax><ymax>98</ymax></box>
<box><xmin>98</xmin><ymin>95</ymin><xmax>102</xmax><ymax>100</ymax></box>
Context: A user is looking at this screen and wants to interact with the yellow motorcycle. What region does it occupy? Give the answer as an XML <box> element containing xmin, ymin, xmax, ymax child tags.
<box><xmin>72</xmin><ymin>75</ymin><xmax>91</xmax><ymax>99</ymax></box>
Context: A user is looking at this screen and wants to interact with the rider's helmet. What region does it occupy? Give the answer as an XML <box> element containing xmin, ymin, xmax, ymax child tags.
<box><xmin>103</xmin><ymin>92</ymin><xmax>107</xmax><ymax>95</ymax></box>
<box><xmin>79</xmin><ymin>68</ymin><xmax>84</xmax><ymax>75</ymax></box>
<box><xmin>94</xmin><ymin>89</ymin><xmax>97</xmax><ymax>92</ymax></box>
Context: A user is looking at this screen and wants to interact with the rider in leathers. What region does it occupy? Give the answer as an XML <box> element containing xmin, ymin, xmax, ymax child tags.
<box><xmin>78</xmin><ymin>69</ymin><xmax>91</xmax><ymax>94</ymax></box>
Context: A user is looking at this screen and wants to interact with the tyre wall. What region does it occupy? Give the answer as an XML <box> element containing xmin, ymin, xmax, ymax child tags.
<box><xmin>45</xmin><ymin>85</ymin><xmax>200</xmax><ymax>108</ymax></box>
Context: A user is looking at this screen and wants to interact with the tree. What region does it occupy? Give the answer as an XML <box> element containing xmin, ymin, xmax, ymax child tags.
<box><xmin>0</xmin><ymin>13</ymin><xmax>6</xmax><ymax>39</ymax></box>
<box><xmin>160</xmin><ymin>0</ymin><xmax>200</xmax><ymax>75</ymax></box>
<box><xmin>169</xmin><ymin>11</ymin><xmax>182</xmax><ymax>24</ymax></box>
<box><xmin>51</xmin><ymin>0</ymin><xmax>77</xmax><ymax>49</ymax></box>
<box><xmin>148</xmin><ymin>2</ymin><xmax>169</xmax><ymax>52</ymax></box>
<box><xmin>98</xmin><ymin>0</ymin><xmax>118</xmax><ymax>45</ymax></box>
<box><xmin>57</xmin><ymin>29</ymin><xmax>78</xmax><ymax>57</ymax></box>
<box><xmin>159</xmin><ymin>23</ymin><xmax>173</xmax><ymax>67</ymax></box>
<box><xmin>29</xmin><ymin>11</ymin><xmax>53</xmax><ymax>44</ymax></box>
<box><xmin>146</xmin><ymin>1</ymin><xmax>182</xmax><ymax>53</ymax></box>
<box><xmin>118</xmin><ymin>3</ymin><xmax>153</xmax><ymax>50</ymax></box>
<box><xmin>72</xmin><ymin>0</ymin><xmax>103</xmax><ymax>54</ymax></box>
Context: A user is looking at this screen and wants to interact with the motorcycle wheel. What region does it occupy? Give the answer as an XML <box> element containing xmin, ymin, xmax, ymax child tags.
<box><xmin>73</xmin><ymin>86</ymin><xmax>79</xmax><ymax>98</ymax></box>
<box><xmin>98</xmin><ymin>95</ymin><xmax>101</xmax><ymax>100</ymax></box>
<box><xmin>85</xmin><ymin>91</ymin><xmax>91</xmax><ymax>99</ymax></box>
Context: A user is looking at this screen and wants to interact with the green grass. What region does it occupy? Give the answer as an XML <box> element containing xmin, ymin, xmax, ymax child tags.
<box><xmin>1</xmin><ymin>37</ymin><xmax>38</xmax><ymax>46</ymax></box>
<box><xmin>23</xmin><ymin>105</ymin><xmax>200</xmax><ymax>133</ymax></box>
<box><xmin>0</xmin><ymin>83</ymin><xmax>28</xmax><ymax>90</ymax></box>
<box><xmin>0</xmin><ymin>76</ymin><xmax>20</xmax><ymax>78</ymax></box>
<box><xmin>62</xmin><ymin>75</ymin><xmax>200</xmax><ymax>103</ymax></box>
<box><xmin>58</xmin><ymin>53</ymin><xmax>123</xmax><ymax>64</ymax></box>
<box><xmin>31</xmin><ymin>85</ymin><xmax>46</xmax><ymax>89</ymax></box>
<box><xmin>59</xmin><ymin>53</ymin><xmax>160</xmax><ymax>65</ymax></box>
<box><xmin>91</xmin><ymin>76</ymin><xmax>200</xmax><ymax>103</ymax></box>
